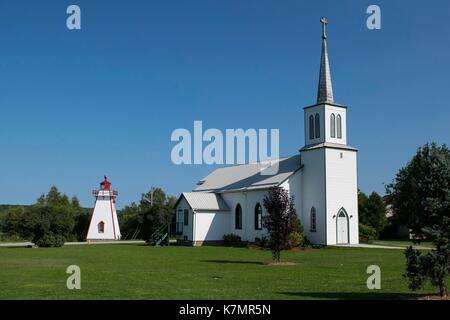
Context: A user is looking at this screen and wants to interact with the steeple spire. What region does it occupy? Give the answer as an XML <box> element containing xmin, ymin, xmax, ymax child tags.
<box><xmin>317</xmin><ymin>17</ymin><xmax>334</xmax><ymax>104</ymax></box>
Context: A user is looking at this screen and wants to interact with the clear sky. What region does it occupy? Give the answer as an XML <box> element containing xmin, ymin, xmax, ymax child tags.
<box><xmin>0</xmin><ymin>0</ymin><xmax>449</xmax><ymax>208</ymax></box>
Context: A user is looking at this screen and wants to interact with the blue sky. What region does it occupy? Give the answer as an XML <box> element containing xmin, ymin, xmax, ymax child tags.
<box><xmin>0</xmin><ymin>0</ymin><xmax>449</xmax><ymax>208</ymax></box>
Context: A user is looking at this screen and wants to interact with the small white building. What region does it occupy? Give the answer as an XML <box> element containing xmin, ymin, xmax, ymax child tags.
<box><xmin>175</xmin><ymin>18</ymin><xmax>359</xmax><ymax>246</ymax></box>
<box><xmin>86</xmin><ymin>177</ymin><xmax>121</xmax><ymax>241</ymax></box>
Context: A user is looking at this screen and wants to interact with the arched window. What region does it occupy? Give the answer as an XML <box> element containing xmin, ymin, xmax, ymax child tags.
<box><xmin>310</xmin><ymin>207</ymin><xmax>316</xmax><ymax>232</ymax></box>
<box><xmin>254</xmin><ymin>203</ymin><xmax>262</xmax><ymax>230</ymax></box>
<box><xmin>315</xmin><ymin>113</ymin><xmax>320</xmax><ymax>138</ymax></box>
<box><xmin>98</xmin><ymin>221</ymin><xmax>105</xmax><ymax>233</ymax></box>
<box><xmin>337</xmin><ymin>115</ymin><xmax>342</xmax><ymax>139</ymax></box>
<box><xmin>338</xmin><ymin>208</ymin><xmax>347</xmax><ymax>218</ymax></box>
<box><xmin>309</xmin><ymin>115</ymin><xmax>315</xmax><ymax>139</ymax></box>
<box><xmin>235</xmin><ymin>204</ymin><xmax>242</xmax><ymax>230</ymax></box>
<box><xmin>330</xmin><ymin>113</ymin><xmax>336</xmax><ymax>138</ymax></box>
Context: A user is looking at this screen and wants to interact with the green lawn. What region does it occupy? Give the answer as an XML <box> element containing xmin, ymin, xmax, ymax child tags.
<box><xmin>0</xmin><ymin>244</ymin><xmax>445</xmax><ymax>299</ymax></box>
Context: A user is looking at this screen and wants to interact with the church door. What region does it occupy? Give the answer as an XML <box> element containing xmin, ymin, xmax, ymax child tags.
<box><xmin>337</xmin><ymin>210</ymin><xmax>349</xmax><ymax>244</ymax></box>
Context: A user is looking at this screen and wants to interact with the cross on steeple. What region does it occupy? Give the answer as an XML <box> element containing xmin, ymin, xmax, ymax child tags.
<box><xmin>320</xmin><ymin>16</ymin><xmax>327</xmax><ymax>39</ymax></box>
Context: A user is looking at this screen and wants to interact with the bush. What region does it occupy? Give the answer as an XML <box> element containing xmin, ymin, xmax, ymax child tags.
<box><xmin>35</xmin><ymin>233</ymin><xmax>66</xmax><ymax>247</ymax></box>
<box><xmin>288</xmin><ymin>231</ymin><xmax>304</xmax><ymax>248</ymax></box>
<box><xmin>254</xmin><ymin>236</ymin><xmax>269</xmax><ymax>248</ymax></box>
<box><xmin>359</xmin><ymin>223</ymin><xmax>377</xmax><ymax>243</ymax></box>
<box><xmin>223</xmin><ymin>233</ymin><xmax>243</xmax><ymax>247</ymax></box>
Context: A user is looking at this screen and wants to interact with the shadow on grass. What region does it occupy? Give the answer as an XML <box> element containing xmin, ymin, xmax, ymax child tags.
<box><xmin>200</xmin><ymin>259</ymin><xmax>264</xmax><ymax>265</ymax></box>
<box><xmin>278</xmin><ymin>291</ymin><xmax>427</xmax><ymax>300</ymax></box>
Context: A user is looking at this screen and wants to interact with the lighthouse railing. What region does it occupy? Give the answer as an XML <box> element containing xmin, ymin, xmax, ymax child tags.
<box><xmin>92</xmin><ymin>190</ymin><xmax>119</xmax><ymax>197</ymax></box>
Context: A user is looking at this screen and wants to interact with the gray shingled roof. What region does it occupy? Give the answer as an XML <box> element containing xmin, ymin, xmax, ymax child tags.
<box><xmin>194</xmin><ymin>155</ymin><xmax>302</xmax><ymax>193</ymax></box>
<box><xmin>179</xmin><ymin>192</ymin><xmax>230</xmax><ymax>211</ymax></box>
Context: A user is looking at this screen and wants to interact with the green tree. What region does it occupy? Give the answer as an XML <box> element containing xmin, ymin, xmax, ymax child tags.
<box><xmin>118</xmin><ymin>202</ymin><xmax>142</xmax><ymax>239</ymax></box>
<box><xmin>358</xmin><ymin>191</ymin><xmax>369</xmax><ymax>224</ymax></box>
<box><xmin>358</xmin><ymin>191</ymin><xmax>387</xmax><ymax>237</ymax></box>
<box><xmin>118</xmin><ymin>187</ymin><xmax>177</xmax><ymax>241</ymax></box>
<box><xmin>28</xmin><ymin>204</ymin><xmax>74</xmax><ymax>247</ymax></box>
<box><xmin>365</xmin><ymin>192</ymin><xmax>387</xmax><ymax>235</ymax></box>
<box><xmin>387</xmin><ymin>143</ymin><xmax>450</xmax><ymax>298</ymax></box>
<box><xmin>1</xmin><ymin>186</ymin><xmax>86</xmax><ymax>246</ymax></box>
<box><xmin>262</xmin><ymin>187</ymin><xmax>298</xmax><ymax>262</ymax></box>
<box><xmin>140</xmin><ymin>188</ymin><xmax>176</xmax><ymax>241</ymax></box>
<box><xmin>0</xmin><ymin>206</ymin><xmax>28</xmax><ymax>240</ymax></box>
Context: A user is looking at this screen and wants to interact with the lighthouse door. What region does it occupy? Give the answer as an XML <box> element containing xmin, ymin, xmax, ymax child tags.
<box><xmin>337</xmin><ymin>210</ymin><xmax>349</xmax><ymax>244</ymax></box>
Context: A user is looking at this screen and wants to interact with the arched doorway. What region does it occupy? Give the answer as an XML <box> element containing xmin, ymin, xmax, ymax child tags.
<box><xmin>336</xmin><ymin>209</ymin><xmax>349</xmax><ymax>244</ymax></box>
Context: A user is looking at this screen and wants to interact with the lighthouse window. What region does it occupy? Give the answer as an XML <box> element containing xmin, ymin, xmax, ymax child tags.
<box><xmin>98</xmin><ymin>221</ymin><xmax>105</xmax><ymax>233</ymax></box>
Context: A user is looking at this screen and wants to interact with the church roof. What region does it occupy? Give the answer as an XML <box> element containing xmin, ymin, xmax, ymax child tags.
<box><xmin>300</xmin><ymin>142</ymin><xmax>358</xmax><ymax>152</ymax></box>
<box><xmin>317</xmin><ymin>17</ymin><xmax>334</xmax><ymax>104</ymax></box>
<box><xmin>194</xmin><ymin>155</ymin><xmax>302</xmax><ymax>193</ymax></box>
<box><xmin>178</xmin><ymin>192</ymin><xmax>230</xmax><ymax>211</ymax></box>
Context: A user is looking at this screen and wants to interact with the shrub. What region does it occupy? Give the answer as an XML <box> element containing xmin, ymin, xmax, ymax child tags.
<box><xmin>288</xmin><ymin>231</ymin><xmax>304</xmax><ymax>248</ymax></box>
<box><xmin>254</xmin><ymin>236</ymin><xmax>269</xmax><ymax>248</ymax></box>
<box><xmin>35</xmin><ymin>233</ymin><xmax>66</xmax><ymax>247</ymax></box>
<box><xmin>359</xmin><ymin>223</ymin><xmax>377</xmax><ymax>243</ymax></box>
<box><xmin>223</xmin><ymin>233</ymin><xmax>243</xmax><ymax>247</ymax></box>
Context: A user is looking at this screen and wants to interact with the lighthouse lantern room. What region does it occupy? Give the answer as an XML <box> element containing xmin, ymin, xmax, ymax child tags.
<box><xmin>86</xmin><ymin>176</ymin><xmax>121</xmax><ymax>241</ymax></box>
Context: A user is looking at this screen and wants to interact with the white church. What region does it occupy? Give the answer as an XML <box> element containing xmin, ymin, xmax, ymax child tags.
<box><xmin>175</xmin><ymin>18</ymin><xmax>359</xmax><ymax>246</ymax></box>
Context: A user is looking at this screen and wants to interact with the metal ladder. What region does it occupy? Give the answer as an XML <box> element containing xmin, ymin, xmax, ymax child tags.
<box><xmin>148</xmin><ymin>224</ymin><xmax>170</xmax><ymax>246</ymax></box>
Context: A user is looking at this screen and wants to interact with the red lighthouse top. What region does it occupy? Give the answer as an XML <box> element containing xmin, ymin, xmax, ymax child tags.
<box><xmin>100</xmin><ymin>176</ymin><xmax>111</xmax><ymax>190</ymax></box>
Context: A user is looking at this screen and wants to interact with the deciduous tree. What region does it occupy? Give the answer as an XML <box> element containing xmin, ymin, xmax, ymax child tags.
<box><xmin>387</xmin><ymin>143</ymin><xmax>450</xmax><ymax>298</ymax></box>
<box><xmin>262</xmin><ymin>187</ymin><xmax>298</xmax><ymax>262</ymax></box>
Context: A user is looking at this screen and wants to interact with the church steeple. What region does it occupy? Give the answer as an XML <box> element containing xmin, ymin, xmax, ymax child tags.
<box><xmin>317</xmin><ymin>17</ymin><xmax>334</xmax><ymax>104</ymax></box>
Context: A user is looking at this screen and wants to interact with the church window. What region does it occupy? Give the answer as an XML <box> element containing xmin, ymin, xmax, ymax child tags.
<box><xmin>330</xmin><ymin>113</ymin><xmax>336</xmax><ymax>138</ymax></box>
<box><xmin>310</xmin><ymin>207</ymin><xmax>317</xmax><ymax>232</ymax></box>
<box><xmin>338</xmin><ymin>210</ymin><xmax>346</xmax><ymax>218</ymax></box>
<box><xmin>98</xmin><ymin>221</ymin><xmax>105</xmax><ymax>233</ymax></box>
<box><xmin>235</xmin><ymin>204</ymin><xmax>242</xmax><ymax>230</ymax></box>
<box><xmin>337</xmin><ymin>114</ymin><xmax>342</xmax><ymax>139</ymax></box>
<box><xmin>309</xmin><ymin>115</ymin><xmax>314</xmax><ymax>139</ymax></box>
<box><xmin>315</xmin><ymin>113</ymin><xmax>320</xmax><ymax>138</ymax></box>
<box><xmin>254</xmin><ymin>203</ymin><xmax>262</xmax><ymax>230</ymax></box>
<box><xmin>183</xmin><ymin>209</ymin><xmax>189</xmax><ymax>226</ymax></box>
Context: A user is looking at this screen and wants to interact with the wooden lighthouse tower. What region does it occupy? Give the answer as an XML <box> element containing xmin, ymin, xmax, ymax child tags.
<box><xmin>86</xmin><ymin>176</ymin><xmax>121</xmax><ymax>241</ymax></box>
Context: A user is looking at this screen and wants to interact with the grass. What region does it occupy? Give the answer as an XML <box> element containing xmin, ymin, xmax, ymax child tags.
<box><xmin>0</xmin><ymin>244</ymin><xmax>446</xmax><ymax>300</ymax></box>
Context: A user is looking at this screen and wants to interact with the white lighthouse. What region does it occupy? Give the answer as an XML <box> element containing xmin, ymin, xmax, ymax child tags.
<box><xmin>86</xmin><ymin>176</ymin><xmax>121</xmax><ymax>241</ymax></box>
